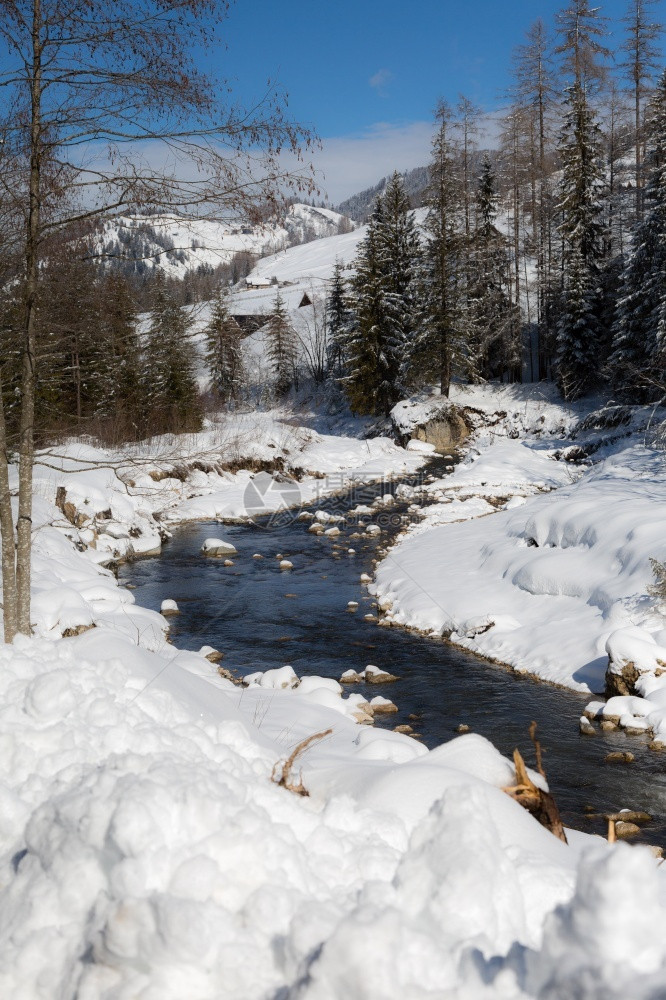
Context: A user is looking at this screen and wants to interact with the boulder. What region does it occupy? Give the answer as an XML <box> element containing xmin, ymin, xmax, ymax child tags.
<box><xmin>201</xmin><ymin>537</ymin><xmax>237</xmax><ymax>557</ymax></box>
<box><xmin>364</xmin><ymin>664</ymin><xmax>400</xmax><ymax>684</ymax></box>
<box><xmin>605</xmin><ymin>751</ymin><xmax>635</xmax><ymax>764</ymax></box>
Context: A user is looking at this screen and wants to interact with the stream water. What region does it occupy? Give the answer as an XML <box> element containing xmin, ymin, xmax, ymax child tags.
<box><xmin>120</xmin><ymin>461</ymin><xmax>666</xmax><ymax>846</ymax></box>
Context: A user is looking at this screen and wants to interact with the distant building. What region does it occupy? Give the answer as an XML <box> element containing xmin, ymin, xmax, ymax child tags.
<box><xmin>245</xmin><ymin>276</ymin><xmax>272</xmax><ymax>290</ymax></box>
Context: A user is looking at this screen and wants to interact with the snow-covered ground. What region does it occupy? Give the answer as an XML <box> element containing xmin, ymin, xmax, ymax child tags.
<box><xmin>374</xmin><ymin>385</ymin><xmax>666</xmax><ymax>704</ymax></box>
<box><xmin>3</xmin><ymin>395</ymin><xmax>666</xmax><ymax>998</ymax></box>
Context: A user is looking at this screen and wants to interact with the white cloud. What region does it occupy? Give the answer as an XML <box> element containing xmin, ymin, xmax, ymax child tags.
<box><xmin>369</xmin><ymin>68</ymin><xmax>393</xmax><ymax>97</ymax></box>
<box><xmin>309</xmin><ymin>121</ymin><xmax>434</xmax><ymax>205</ymax></box>
<box><xmin>306</xmin><ymin>111</ymin><xmax>504</xmax><ymax>206</ymax></box>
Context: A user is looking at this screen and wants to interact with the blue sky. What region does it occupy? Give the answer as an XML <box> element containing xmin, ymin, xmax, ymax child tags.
<box><xmin>217</xmin><ymin>1</ymin><xmax>666</xmax><ymax>202</ymax></box>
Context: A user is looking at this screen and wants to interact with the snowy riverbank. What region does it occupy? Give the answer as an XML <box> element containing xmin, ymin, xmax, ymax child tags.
<box><xmin>374</xmin><ymin>386</ymin><xmax>666</xmax><ymax>707</ymax></box>
<box><xmin>2</xmin><ymin>400</ymin><xmax>666</xmax><ymax>998</ymax></box>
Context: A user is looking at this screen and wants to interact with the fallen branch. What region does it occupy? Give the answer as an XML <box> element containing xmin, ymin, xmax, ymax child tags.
<box><xmin>271</xmin><ymin>728</ymin><xmax>332</xmax><ymax>796</ymax></box>
<box><xmin>502</xmin><ymin>723</ymin><xmax>568</xmax><ymax>843</ymax></box>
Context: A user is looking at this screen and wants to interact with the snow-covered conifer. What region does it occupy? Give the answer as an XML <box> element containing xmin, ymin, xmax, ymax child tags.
<box><xmin>608</xmin><ymin>70</ymin><xmax>666</xmax><ymax>400</ymax></box>
<box><xmin>555</xmin><ymin>82</ymin><xmax>607</xmax><ymax>400</ymax></box>
<box><xmin>326</xmin><ymin>261</ymin><xmax>353</xmax><ymax>380</ymax></box>
<box><xmin>412</xmin><ymin>102</ymin><xmax>468</xmax><ymax>396</ymax></box>
<box><xmin>205</xmin><ymin>287</ymin><xmax>246</xmax><ymax>404</ymax></box>
<box><xmin>144</xmin><ymin>272</ymin><xmax>202</xmax><ymax>432</ymax></box>
<box><xmin>265</xmin><ymin>291</ymin><xmax>298</xmax><ymax>397</ymax></box>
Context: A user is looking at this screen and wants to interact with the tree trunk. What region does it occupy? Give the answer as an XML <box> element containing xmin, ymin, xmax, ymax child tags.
<box><xmin>635</xmin><ymin>81</ymin><xmax>642</xmax><ymax>220</ymax></box>
<box><xmin>16</xmin><ymin>0</ymin><xmax>42</xmax><ymax>636</ymax></box>
<box><xmin>0</xmin><ymin>375</ymin><xmax>18</xmax><ymax>643</ymax></box>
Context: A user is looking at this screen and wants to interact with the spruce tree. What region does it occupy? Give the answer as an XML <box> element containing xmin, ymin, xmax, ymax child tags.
<box><xmin>413</xmin><ymin>101</ymin><xmax>468</xmax><ymax>397</ymax></box>
<box><xmin>326</xmin><ymin>261</ymin><xmax>353</xmax><ymax>380</ymax></box>
<box><xmin>555</xmin><ymin>82</ymin><xmax>607</xmax><ymax>399</ymax></box>
<box><xmin>469</xmin><ymin>156</ymin><xmax>521</xmax><ymax>381</ymax></box>
<box><xmin>265</xmin><ymin>291</ymin><xmax>298</xmax><ymax>397</ymax></box>
<box><xmin>608</xmin><ymin>70</ymin><xmax>666</xmax><ymax>401</ymax></box>
<box><xmin>378</xmin><ymin>171</ymin><xmax>421</xmax><ymax>390</ymax></box>
<box><xmin>344</xmin><ymin>181</ymin><xmax>419</xmax><ymax>416</ymax></box>
<box><xmin>345</xmin><ymin>203</ymin><xmax>388</xmax><ymax>414</ymax></box>
<box><xmin>91</xmin><ymin>273</ymin><xmax>143</xmax><ymax>436</ymax></box>
<box><xmin>205</xmin><ymin>287</ymin><xmax>246</xmax><ymax>404</ymax></box>
<box><xmin>144</xmin><ymin>272</ymin><xmax>202</xmax><ymax>434</ymax></box>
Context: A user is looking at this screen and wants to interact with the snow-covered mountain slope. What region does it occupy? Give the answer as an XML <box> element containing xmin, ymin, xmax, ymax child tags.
<box><xmin>94</xmin><ymin>204</ymin><xmax>354</xmax><ymax>279</ymax></box>
<box><xmin>239</xmin><ymin>206</ymin><xmax>427</xmax><ymax>289</ymax></box>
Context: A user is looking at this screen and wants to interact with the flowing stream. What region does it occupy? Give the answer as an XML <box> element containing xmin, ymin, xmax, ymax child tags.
<box><xmin>120</xmin><ymin>460</ymin><xmax>666</xmax><ymax>846</ymax></box>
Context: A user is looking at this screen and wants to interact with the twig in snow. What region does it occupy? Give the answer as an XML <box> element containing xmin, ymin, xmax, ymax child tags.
<box><xmin>271</xmin><ymin>728</ymin><xmax>332</xmax><ymax>796</ymax></box>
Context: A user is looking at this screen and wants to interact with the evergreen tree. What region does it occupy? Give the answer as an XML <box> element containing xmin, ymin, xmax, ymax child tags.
<box><xmin>205</xmin><ymin>287</ymin><xmax>246</xmax><ymax>404</ymax></box>
<box><xmin>344</xmin><ymin>178</ymin><xmax>419</xmax><ymax>416</ymax></box>
<box><xmin>554</xmin><ymin>82</ymin><xmax>607</xmax><ymax>399</ymax></box>
<box><xmin>608</xmin><ymin>70</ymin><xmax>666</xmax><ymax>400</ymax></box>
<box><xmin>91</xmin><ymin>273</ymin><xmax>143</xmax><ymax>435</ymax></box>
<box><xmin>265</xmin><ymin>291</ymin><xmax>298</xmax><ymax>397</ymax></box>
<box><xmin>144</xmin><ymin>273</ymin><xmax>202</xmax><ymax>433</ymax></box>
<box><xmin>413</xmin><ymin>102</ymin><xmax>468</xmax><ymax>397</ymax></box>
<box><xmin>376</xmin><ymin>171</ymin><xmax>421</xmax><ymax>389</ymax></box>
<box><xmin>326</xmin><ymin>261</ymin><xmax>353</xmax><ymax>380</ymax></box>
<box><xmin>345</xmin><ymin>202</ymin><xmax>392</xmax><ymax>414</ymax></box>
<box><xmin>469</xmin><ymin>156</ymin><xmax>521</xmax><ymax>381</ymax></box>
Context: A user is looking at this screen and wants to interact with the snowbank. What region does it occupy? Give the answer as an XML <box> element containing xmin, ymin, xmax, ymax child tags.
<box><xmin>2</xmin><ymin>628</ymin><xmax>666</xmax><ymax>998</ymax></box>
<box><xmin>374</xmin><ymin>414</ymin><xmax>666</xmax><ymax>694</ymax></box>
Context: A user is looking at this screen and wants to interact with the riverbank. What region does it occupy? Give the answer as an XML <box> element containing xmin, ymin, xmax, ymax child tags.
<box><xmin>2</xmin><ymin>398</ymin><xmax>666</xmax><ymax>998</ymax></box>
<box><xmin>373</xmin><ymin>385</ymin><xmax>666</xmax><ymax>729</ymax></box>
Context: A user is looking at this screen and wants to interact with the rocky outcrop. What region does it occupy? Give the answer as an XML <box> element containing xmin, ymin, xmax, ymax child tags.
<box><xmin>391</xmin><ymin>399</ymin><xmax>471</xmax><ymax>453</ymax></box>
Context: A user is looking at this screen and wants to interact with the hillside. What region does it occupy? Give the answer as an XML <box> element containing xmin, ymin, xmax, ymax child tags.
<box><xmin>336</xmin><ymin>165</ymin><xmax>429</xmax><ymax>220</ymax></box>
<box><xmin>93</xmin><ymin>203</ymin><xmax>354</xmax><ymax>281</ymax></box>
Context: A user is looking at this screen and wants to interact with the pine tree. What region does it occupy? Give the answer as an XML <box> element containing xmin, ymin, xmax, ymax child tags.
<box><xmin>555</xmin><ymin>82</ymin><xmax>607</xmax><ymax>399</ymax></box>
<box><xmin>265</xmin><ymin>291</ymin><xmax>298</xmax><ymax>397</ymax></box>
<box><xmin>205</xmin><ymin>287</ymin><xmax>246</xmax><ymax>404</ymax></box>
<box><xmin>326</xmin><ymin>261</ymin><xmax>353</xmax><ymax>380</ymax></box>
<box><xmin>345</xmin><ymin>202</ymin><xmax>392</xmax><ymax>415</ymax></box>
<box><xmin>608</xmin><ymin>70</ymin><xmax>666</xmax><ymax>400</ymax></box>
<box><xmin>144</xmin><ymin>272</ymin><xmax>202</xmax><ymax>433</ymax></box>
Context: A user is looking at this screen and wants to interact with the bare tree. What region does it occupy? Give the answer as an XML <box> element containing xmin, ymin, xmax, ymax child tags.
<box><xmin>455</xmin><ymin>95</ymin><xmax>481</xmax><ymax>240</ymax></box>
<box><xmin>0</xmin><ymin>0</ymin><xmax>315</xmax><ymax>642</ymax></box>
<box><xmin>555</xmin><ymin>0</ymin><xmax>611</xmax><ymax>91</ymax></box>
<box><xmin>296</xmin><ymin>287</ymin><xmax>328</xmax><ymax>385</ymax></box>
<box><xmin>511</xmin><ymin>19</ymin><xmax>558</xmax><ymax>378</ymax></box>
<box><xmin>620</xmin><ymin>0</ymin><xmax>663</xmax><ymax>219</ymax></box>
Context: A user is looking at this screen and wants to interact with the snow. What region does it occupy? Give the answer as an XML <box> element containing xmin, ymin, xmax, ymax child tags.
<box><xmin>375</xmin><ymin>390</ymin><xmax>666</xmax><ymax>696</ymax></box>
<box><xmin>3</xmin><ymin>391</ymin><xmax>666</xmax><ymax>995</ymax></box>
